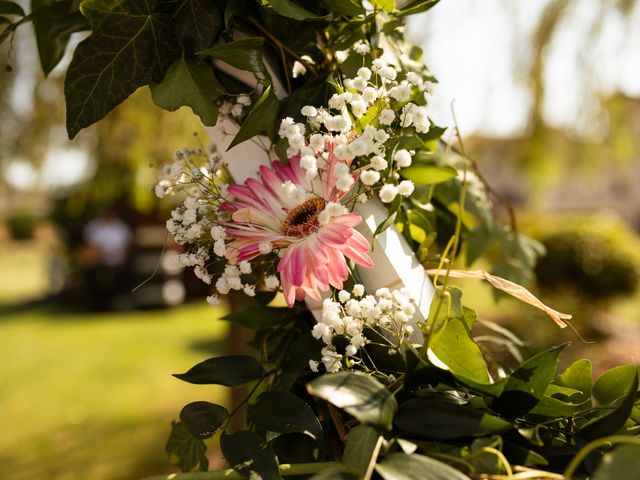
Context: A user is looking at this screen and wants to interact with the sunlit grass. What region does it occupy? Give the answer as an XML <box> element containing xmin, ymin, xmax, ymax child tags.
<box><xmin>0</xmin><ymin>240</ymin><xmax>230</xmax><ymax>480</ymax></box>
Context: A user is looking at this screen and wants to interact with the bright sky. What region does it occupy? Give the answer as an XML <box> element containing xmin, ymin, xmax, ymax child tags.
<box><xmin>407</xmin><ymin>0</ymin><xmax>640</xmax><ymax>138</ymax></box>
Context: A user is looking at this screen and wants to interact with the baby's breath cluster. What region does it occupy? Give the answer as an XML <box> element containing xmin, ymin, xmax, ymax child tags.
<box><xmin>310</xmin><ymin>285</ymin><xmax>417</xmax><ymax>373</ymax></box>
<box><xmin>279</xmin><ymin>44</ymin><xmax>434</xmax><ymax>207</ymax></box>
<box><xmin>154</xmin><ymin>139</ymin><xmax>279</xmax><ymax>307</ymax></box>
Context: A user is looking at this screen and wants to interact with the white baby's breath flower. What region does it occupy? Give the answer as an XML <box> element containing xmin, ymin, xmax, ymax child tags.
<box><xmin>379</xmin><ymin>66</ymin><xmax>397</xmax><ymax>81</ymax></box>
<box><xmin>265</xmin><ymin>274</ymin><xmax>279</xmax><ymax>289</ymax></box>
<box><xmin>211</xmin><ymin>225</ymin><xmax>226</xmax><ymax>240</ymax></box>
<box><xmin>360</xmin><ymin>169</ymin><xmax>380</xmax><ymax>186</ymax></box>
<box><xmin>336</xmin><ymin>174</ymin><xmax>355</xmax><ymax>191</ymax></box>
<box><xmin>352</xmin><ymin>284</ymin><xmax>365</xmax><ymax>297</ymax></box>
<box><xmin>309</xmin><ymin>360</ymin><xmax>320</xmax><ymax>372</ymax></box>
<box><xmin>338</xmin><ymin>290</ymin><xmax>351</xmax><ymax>303</ymax></box>
<box><xmin>379</xmin><ymin>183</ymin><xmax>398</xmax><ymax>203</ymax></box>
<box><xmin>351</xmin><ymin>99</ymin><xmax>367</xmax><ymax>117</ymax></box>
<box><xmin>371</xmin><ymin>155</ymin><xmax>388</xmax><ymax>171</ymax></box>
<box><xmin>335</xmin><ymin>50</ymin><xmax>348</xmax><ymax>63</ymax></box>
<box><xmin>379</xmin><ymin>109</ymin><xmax>395</xmax><ymax>125</ymax></box>
<box><xmin>292</xmin><ymin>61</ymin><xmax>307</xmax><ymax>78</ymax></box>
<box><xmin>354</xmin><ymin>42</ymin><xmax>370</xmax><ymax>55</ymax></box>
<box><xmin>206</xmin><ymin>294</ymin><xmax>221</xmax><ymax>306</ymax></box>
<box><xmin>237</xmin><ymin>94</ymin><xmax>251</xmax><ymax>106</ymax></box>
<box><xmin>243</xmin><ymin>284</ymin><xmax>256</xmax><ymax>297</ymax></box>
<box><xmin>394</xmin><ymin>149</ymin><xmax>412</xmax><ymax>168</ymax></box>
<box><xmin>301</xmin><ymin>105</ymin><xmax>317</xmax><ymax>117</ymax></box>
<box><xmin>363</xmin><ymin>86</ymin><xmax>378</xmax><ymax>104</ymax></box>
<box><xmin>398</xmin><ymin>180</ymin><xmax>415</xmax><ymax>197</ymax></box>
<box><xmin>259</xmin><ymin>242</ymin><xmax>273</xmax><ymax>254</ymax></box>
<box><xmin>357</xmin><ymin>67</ymin><xmax>372</xmax><ymax>81</ymax></box>
<box><xmin>239</xmin><ymin>261</ymin><xmax>252</xmax><ymax>274</ymax></box>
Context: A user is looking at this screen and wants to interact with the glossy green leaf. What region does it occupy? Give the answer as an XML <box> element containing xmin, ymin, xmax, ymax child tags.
<box><xmin>173</xmin><ymin>355</ymin><xmax>263</xmax><ymax>386</ymax></box>
<box><xmin>174</xmin><ymin>0</ymin><xmax>221</xmax><ymax>51</ymax></box>
<box><xmin>394</xmin><ymin>397</ymin><xmax>511</xmax><ymax>440</ymax></box>
<box><xmin>221</xmin><ymin>430</ymin><xmax>280</xmax><ymax>480</ymax></box>
<box><xmin>229</xmin><ymin>85</ymin><xmax>279</xmax><ymax>149</ymax></box>
<box><xmin>0</xmin><ymin>0</ymin><xmax>24</xmax><ymax>16</ymax></box>
<box><xmin>150</xmin><ymin>57</ymin><xmax>222</xmax><ymax>125</ymax></box>
<box><xmin>224</xmin><ymin>0</ymin><xmax>247</xmax><ymax>29</ymax></box>
<box><xmin>401</xmin><ymin>163</ymin><xmax>457</xmax><ymax>185</ymax></box>
<box><xmin>376</xmin><ymin>453</ymin><xmax>471</xmax><ymax>480</ymax></box>
<box><xmin>343</xmin><ymin>425</ymin><xmax>382</xmax><ymax>476</ymax></box>
<box><xmin>371</xmin><ymin>0</ymin><xmax>395</xmax><ymax>14</ymax></box>
<box><xmin>307</xmin><ymin>372</ymin><xmax>397</xmax><ymax>431</ymax></box>
<box><xmin>165</xmin><ymin>421</ymin><xmax>208</xmax><ymax>472</ymax></box>
<box><xmin>397</xmin><ymin>0</ymin><xmax>439</xmax><ymax>17</ymax></box>
<box><xmin>430</xmin><ymin>318</ymin><xmax>491</xmax><ymax>385</ymax></box>
<box><xmin>373</xmin><ymin>195</ymin><xmax>403</xmax><ymax>238</ymax></box>
<box><xmin>268</xmin><ymin>0</ymin><xmax>328</xmax><ymax>21</ymax></box>
<box><xmin>179</xmin><ymin>401</ymin><xmax>228</xmax><ymax>439</ymax></box>
<box><xmin>222</xmin><ymin>304</ymin><xmax>296</xmax><ymax>329</ymax></box>
<box><xmin>555</xmin><ymin>359</ymin><xmax>592</xmax><ymax>403</ymax></box>
<box><xmin>593</xmin><ymin>364</ymin><xmax>639</xmax><ymax>405</ymax></box>
<box><xmin>198</xmin><ymin>37</ymin><xmax>266</xmax><ymax>73</ymax></box>
<box><xmin>248</xmin><ymin>390</ymin><xmax>323</xmax><ymax>443</ymax></box>
<box><xmin>579</xmin><ymin>369</ymin><xmax>638</xmax><ymax>440</ymax></box>
<box><xmin>493</xmin><ymin>344</ymin><xmax>566</xmax><ymax>418</ymax></box>
<box><xmin>31</xmin><ymin>1</ymin><xmax>89</xmax><ymax>76</ymax></box>
<box><xmin>310</xmin><ymin>468</ymin><xmax>360</xmax><ymax>480</ymax></box>
<box><xmin>65</xmin><ymin>0</ymin><xmax>179</xmax><ymax>138</ymax></box>
<box><xmin>593</xmin><ymin>444</ymin><xmax>640</xmax><ymax>480</ymax></box>
<box><xmin>321</xmin><ymin>0</ymin><xmax>365</xmax><ymax>16</ymax></box>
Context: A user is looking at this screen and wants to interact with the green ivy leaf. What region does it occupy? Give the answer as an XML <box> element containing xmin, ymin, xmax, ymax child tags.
<box><xmin>165</xmin><ymin>421</ymin><xmax>209</xmax><ymax>472</ymax></box>
<box><xmin>31</xmin><ymin>1</ymin><xmax>89</xmax><ymax>76</ymax></box>
<box><xmin>221</xmin><ymin>430</ymin><xmax>280</xmax><ymax>479</ymax></box>
<box><xmin>198</xmin><ymin>37</ymin><xmax>266</xmax><ymax>73</ymax></box>
<box><xmin>394</xmin><ymin>397</ymin><xmax>511</xmax><ymax>440</ymax></box>
<box><xmin>493</xmin><ymin>344</ymin><xmax>566</xmax><ymax>418</ymax></box>
<box><xmin>228</xmin><ymin>85</ymin><xmax>279</xmax><ymax>149</ymax></box>
<box><xmin>0</xmin><ymin>0</ymin><xmax>24</xmax><ymax>16</ymax></box>
<box><xmin>179</xmin><ymin>401</ymin><xmax>228</xmax><ymax>439</ymax></box>
<box><xmin>307</xmin><ymin>372</ymin><xmax>397</xmax><ymax>431</ymax></box>
<box><xmin>397</xmin><ymin>0</ymin><xmax>440</xmax><ymax>17</ymax></box>
<box><xmin>593</xmin><ymin>444</ymin><xmax>640</xmax><ymax>480</ymax></box>
<box><xmin>267</xmin><ymin>0</ymin><xmax>328</xmax><ymax>21</ymax></box>
<box><xmin>376</xmin><ymin>453</ymin><xmax>471</xmax><ymax>480</ymax></box>
<box><xmin>150</xmin><ymin>56</ymin><xmax>222</xmax><ymax>125</ymax></box>
<box><xmin>224</xmin><ymin>0</ymin><xmax>247</xmax><ymax>30</ymax></box>
<box><xmin>173</xmin><ymin>355</ymin><xmax>264</xmax><ymax>386</ymax></box>
<box><xmin>65</xmin><ymin>0</ymin><xmax>179</xmax><ymax>138</ymax></box>
<box><xmin>248</xmin><ymin>390</ymin><xmax>324</xmax><ymax>444</ymax></box>
<box><xmin>173</xmin><ymin>0</ymin><xmax>221</xmax><ymax>51</ymax></box>
<box><xmin>343</xmin><ymin>425</ymin><xmax>383</xmax><ymax>477</ymax></box>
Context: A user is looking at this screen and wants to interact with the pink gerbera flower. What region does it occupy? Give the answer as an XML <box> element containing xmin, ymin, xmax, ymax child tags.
<box><xmin>221</xmin><ymin>147</ymin><xmax>373</xmax><ymax>306</ymax></box>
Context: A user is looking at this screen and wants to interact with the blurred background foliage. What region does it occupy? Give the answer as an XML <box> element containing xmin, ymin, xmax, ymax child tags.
<box><xmin>1</xmin><ymin>0</ymin><xmax>640</xmax><ymax>479</ymax></box>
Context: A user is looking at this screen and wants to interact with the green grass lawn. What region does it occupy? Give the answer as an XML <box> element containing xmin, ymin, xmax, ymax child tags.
<box><xmin>0</xmin><ymin>241</ymin><xmax>230</xmax><ymax>480</ymax></box>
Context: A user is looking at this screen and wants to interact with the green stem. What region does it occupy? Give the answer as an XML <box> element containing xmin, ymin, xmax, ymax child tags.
<box><xmin>143</xmin><ymin>462</ymin><xmax>342</xmax><ymax>480</ymax></box>
<box><xmin>562</xmin><ymin>435</ymin><xmax>640</xmax><ymax>479</ymax></box>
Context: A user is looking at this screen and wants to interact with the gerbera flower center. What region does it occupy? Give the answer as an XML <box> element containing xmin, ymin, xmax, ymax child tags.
<box><xmin>282</xmin><ymin>197</ymin><xmax>326</xmax><ymax>238</ymax></box>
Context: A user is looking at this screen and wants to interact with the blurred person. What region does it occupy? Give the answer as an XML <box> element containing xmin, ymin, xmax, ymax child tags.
<box><xmin>79</xmin><ymin>209</ymin><xmax>132</xmax><ymax>310</ymax></box>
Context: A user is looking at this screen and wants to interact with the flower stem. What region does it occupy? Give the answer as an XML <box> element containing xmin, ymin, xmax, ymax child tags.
<box><xmin>143</xmin><ymin>462</ymin><xmax>343</xmax><ymax>480</ymax></box>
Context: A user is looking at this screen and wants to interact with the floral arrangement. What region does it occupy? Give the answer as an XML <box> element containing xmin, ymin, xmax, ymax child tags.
<box><xmin>3</xmin><ymin>0</ymin><xmax>639</xmax><ymax>478</ymax></box>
